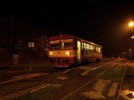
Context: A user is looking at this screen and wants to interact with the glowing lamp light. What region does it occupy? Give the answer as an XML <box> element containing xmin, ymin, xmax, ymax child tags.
<box><xmin>129</xmin><ymin>21</ymin><xmax>134</xmax><ymax>27</ymax></box>
<box><xmin>50</xmin><ymin>52</ymin><xmax>53</xmax><ymax>55</ymax></box>
<box><xmin>131</xmin><ymin>35</ymin><xmax>134</xmax><ymax>39</ymax></box>
<box><xmin>66</xmin><ymin>51</ymin><xmax>70</xmax><ymax>55</ymax></box>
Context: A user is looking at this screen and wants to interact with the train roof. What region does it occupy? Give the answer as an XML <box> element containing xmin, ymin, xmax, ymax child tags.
<box><xmin>49</xmin><ymin>34</ymin><xmax>102</xmax><ymax>47</ymax></box>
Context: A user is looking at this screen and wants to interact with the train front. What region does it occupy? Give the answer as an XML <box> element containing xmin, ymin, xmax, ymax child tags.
<box><xmin>48</xmin><ymin>35</ymin><xmax>75</xmax><ymax>67</ymax></box>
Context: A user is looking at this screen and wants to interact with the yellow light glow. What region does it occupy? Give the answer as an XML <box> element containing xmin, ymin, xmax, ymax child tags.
<box><xmin>50</xmin><ymin>52</ymin><xmax>53</xmax><ymax>55</ymax></box>
<box><xmin>131</xmin><ymin>35</ymin><xmax>134</xmax><ymax>39</ymax></box>
<box><xmin>66</xmin><ymin>51</ymin><xmax>70</xmax><ymax>55</ymax></box>
<box><xmin>122</xmin><ymin>90</ymin><xmax>134</xmax><ymax>100</ymax></box>
<box><xmin>129</xmin><ymin>21</ymin><xmax>134</xmax><ymax>27</ymax></box>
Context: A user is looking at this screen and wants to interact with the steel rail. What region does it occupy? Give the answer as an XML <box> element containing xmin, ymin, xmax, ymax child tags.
<box><xmin>116</xmin><ymin>63</ymin><xmax>126</xmax><ymax>100</ymax></box>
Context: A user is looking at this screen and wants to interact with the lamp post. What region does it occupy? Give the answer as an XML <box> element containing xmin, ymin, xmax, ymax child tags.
<box><xmin>128</xmin><ymin>21</ymin><xmax>134</xmax><ymax>39</ymax></box>
<box><xmin>128</xmin><ymin>21</ymin><xmax>134</xmax><ymax>60</ymax></box>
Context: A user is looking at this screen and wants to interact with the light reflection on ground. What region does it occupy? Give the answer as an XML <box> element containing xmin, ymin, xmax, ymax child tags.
<box><xmin>121</xmin><ymin>90</ymin><xmax>134</xmax><ymax>100</ymax></box>
<box><xmin>81</xmin><ymin>79</ymin><xmax>111</xmax><ymax>99</ymax></box>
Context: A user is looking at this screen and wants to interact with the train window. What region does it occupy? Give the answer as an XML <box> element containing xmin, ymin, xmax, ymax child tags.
<box><xmin>95</xmin><ymin>47</ymin><xmax>101</xmax><ymax>53</ymax></box>
<box><xmin>61</xmin><ymin>42</ymin><xmax>73</xmax><ymax>49</ymax></box>
<box><xmin>97</xmin><ymin>47</ymin><xmax>101</xmax><ymax>53</ymax></box>
<box><xmin>96</xmin><ymin>47</ymin><xmax>98</xmax><ymax>52</ymax></box>
<box><xmin>84</xmin><ymin>43</ymin><xmax>86</xmax><ymax>50</ymax></box>
<box><xmin>50</xmin><ymin>44</ymin><xmax>59</xmax><ymax>50</ymax></box>
<box><xmin>87</xmin><ymin>44</ymin><xmax>89</xmax><ymax>50</ymax></box>
<box><xmin>82</xmin><ymin>43</ymin><xmax>83</xmax><ymax>50</ymax></box>
<box><xmin>89</xmin><ymin>45</ymin><xmax>94</xmax><ymax>51</ymax></box>
<box><xmin>61</xmin><ymin>43</ymin><xmax>64</xmax><ymax>49</ymax></box>
<box><xmin>94</xmin><ymin>47</ymin><xmax>97</xmax><ymax>52</ymax></box>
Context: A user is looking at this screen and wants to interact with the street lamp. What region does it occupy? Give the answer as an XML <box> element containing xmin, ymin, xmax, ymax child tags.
<box><xmin>128</xmin><ymin>21</ymin><xmax>134</xmax><ymax>39</ymax></box>
<box><xmin>128</xmin><ymin>21</ymin><xmax>134</xmax><ymax>28</ymax></box>
<box><xmin>127</xmin><ymin>21</ymin><xmax>134</xmax><ymax>60</ymax></box>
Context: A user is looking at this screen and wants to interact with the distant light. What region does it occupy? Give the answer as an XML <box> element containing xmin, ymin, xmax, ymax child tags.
<box><xmin>129</xmin><ymin>21</ymin><xmax>134</xmax><ymax>27</ymax></box>
<box><xmin>122</xmin><ymin>90</ymin><xmax>134</xmax><ymax>100</ymax></box>
<box><xmin>131</xmin><ymin>35</ymin><xmax>134</xmax><ymax>39</ymax></box>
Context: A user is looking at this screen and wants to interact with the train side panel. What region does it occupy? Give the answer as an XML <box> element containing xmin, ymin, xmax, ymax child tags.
<box><xmin>75</xmin><ymin>39</ymin><xmax>102</xmax><ymax>64</ymax></box>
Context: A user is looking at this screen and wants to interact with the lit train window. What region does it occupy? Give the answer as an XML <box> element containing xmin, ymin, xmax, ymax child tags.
<box><xmin>89</xmin><ymin>45</ymin><xmax>94</xmax><ymax>51</ymax></box>
<box><xmin>98</xmin><ymin>47</ymin><xmax>101</xmax><ymax>53</ymax></box>
<box><xmin>96</xmin><ymin>47</ymin><xmax>101</xmax><ymax>53</ymax></box>
<box><xmin>84</xmin><ymin>43</ymin><xmax>86</xmax><ymax>50</ymax></box>
<box><xmin>61</xmin><ymin>43</ymin><xmax>64</xmax><ymax>49</ymax></box>
<box><xmin>95</xmin><ymin>47</ymin><xmax>98</xmax><ymax>52</ymax></box>
<box><xmin>87</xmin><ymin>44</ymin><xmax>89</xmax><ymax>50</ymax></box>
<box><xmin>82</xmin><ymin>43</ymin><xmax>83</xmax><ymax>50</ymax></box>
<box><xmin>61</xmin><ymin>42</ymin><xmax>73</xmax><ymax>49</ymax></box>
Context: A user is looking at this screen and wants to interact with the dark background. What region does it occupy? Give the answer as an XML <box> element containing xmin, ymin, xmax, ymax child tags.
<box><xmin>1</xmin><ymin>1</ymin><xmax>134</xmax><ymax>57</ymax></box>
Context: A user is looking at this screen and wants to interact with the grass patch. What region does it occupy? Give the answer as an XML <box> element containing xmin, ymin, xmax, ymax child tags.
<box><xmin>65</xmin><ymin>94</ymin><xmax>89</xmax><ymax>100</ymax></box>
<box><xmin>125</xmin><ymin>65</ymin><xmax>134</xmax><ymax>76</ymax></box>
<box><xmin>102</xmin><ymin>66</ymin><xmax>123</xmax><ymax>81</ymax></box>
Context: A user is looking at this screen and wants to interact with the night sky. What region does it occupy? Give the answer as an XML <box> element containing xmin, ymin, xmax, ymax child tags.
<box><xmin>1</xmin><ymin>1</ymin><xmax>134</xmax><ymax>57</ymax></box>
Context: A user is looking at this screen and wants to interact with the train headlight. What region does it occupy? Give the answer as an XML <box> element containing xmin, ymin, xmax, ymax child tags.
<box><xmin>66</xmin><ymin>51</ymin><xmax>70</xmax><ymax>55</ymax></box>
<box><xmin>50</xmin><ymin>52</ymin><xmax>53</xmax><ymax>55</ymax></box>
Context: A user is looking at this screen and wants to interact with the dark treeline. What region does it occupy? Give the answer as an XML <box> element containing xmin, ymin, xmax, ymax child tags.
<box><xmin>0</xmin><ymin>16</ymin><xmax>50</xmax><ymax>64</ymax></box>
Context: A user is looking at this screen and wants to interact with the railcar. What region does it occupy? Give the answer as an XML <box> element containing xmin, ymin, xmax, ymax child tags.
<box><xmin>48</xmin><ymin>34</ymin><xmax>102</xmax><ymax>67</ymax></box>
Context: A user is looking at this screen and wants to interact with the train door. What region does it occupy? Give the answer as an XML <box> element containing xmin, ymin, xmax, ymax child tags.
<box><xmin>77</xmin><ymin>41</ymin><xmax>81</xmax><ymax>62</ymax></box>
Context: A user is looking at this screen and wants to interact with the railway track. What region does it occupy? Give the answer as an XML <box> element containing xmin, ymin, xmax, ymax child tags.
<box><xmin>62</xmin><ymin>62</ymin><xmax>126</xmax><ymax>100</ymax></box>
<box><xmin>116</xmin><ymin>63</ymin><xmax>126</xmax><ymax>100</ymax></box>
<box><xmin>118</xmin><ymin>62</ymin><xmax>134</xmax><ymax>100</ymax></box>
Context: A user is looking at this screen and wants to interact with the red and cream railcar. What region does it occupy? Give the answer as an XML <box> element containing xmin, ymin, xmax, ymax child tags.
<box><xmin>48</xmin><ymin>34</ymin><xmax>102</xmax><ymax>67</ymax></box>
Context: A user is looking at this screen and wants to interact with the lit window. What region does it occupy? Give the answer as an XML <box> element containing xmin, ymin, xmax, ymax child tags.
<box><xmin>87</xmin><ymin>44</ymin><xmax>89</xmax><ymax>50</ymax></box>
<box><xmin>61</xmin><ymin>43</ymin><xmax>64</xmax><ymax>49</ymax></box>
<box><xmin>63</xmin><ymin>42</ymin><xmax>73</xmax><ymax>49</ymax></box>
<box><xmin>84</xmin><ymin>43</ymin><xmax>86</xmax><ymax>50</ymax></box>
<box><xmin>82</xmin><ymin>43</ymin><xmax>83</xmax><ymax>50</ymax></box>
<box><xmin>96</xmin><ymin>47</ymin><xmax>101</xmax><ymax>53</ymax></box>
<box><xmin>98</xmin><ymin>48</ymin><xmax>101</xmax><ymax>53</ymax></box>
<box><xmin>89</xmin><ymin>45</ymin><xmax>94</xmax><ymax>51</ymax></box>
